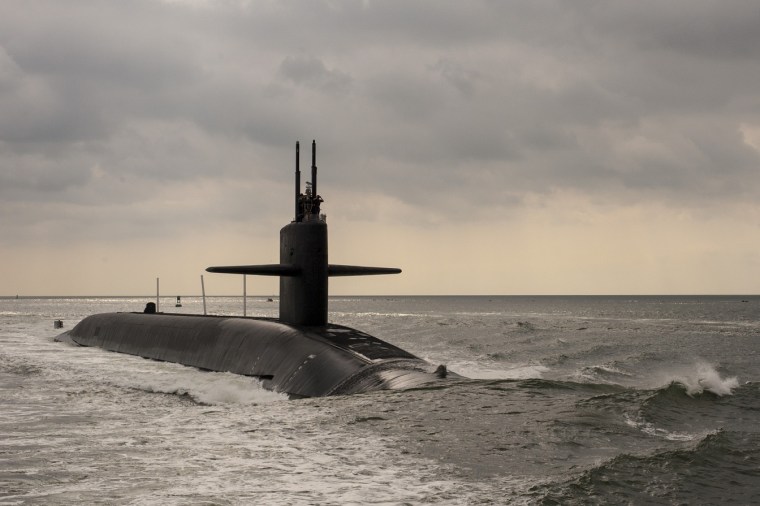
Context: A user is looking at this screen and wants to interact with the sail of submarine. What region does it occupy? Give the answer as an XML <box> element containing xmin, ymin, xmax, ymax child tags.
<box><xmin>56</xmin><ymin>141</ymin><xmax>451</xmax><ymax>398</ymax></box>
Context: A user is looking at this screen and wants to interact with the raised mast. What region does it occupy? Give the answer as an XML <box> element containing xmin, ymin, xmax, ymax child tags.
<box><xmin>206</xmin><ymin>140</ymin><xmax>401</xmax><ymax>326</ymax></box>
<box><xmin>311</xmin><ymin>139</ymin><xmax>317</xmax><ymax>201</ymax></box>
<box><xmin>295</xmin><ymin>141</ymin><xmax>300</xmax><ymax>222</ymax></box>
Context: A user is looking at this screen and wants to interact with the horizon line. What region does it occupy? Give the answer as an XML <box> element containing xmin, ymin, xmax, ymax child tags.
<box><xmin>2</xmin><ymin>293</ymin><xmax>758</xmax><ymax>299</ymax></box>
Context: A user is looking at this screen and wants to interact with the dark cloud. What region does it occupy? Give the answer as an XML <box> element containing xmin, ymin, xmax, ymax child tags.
<box><xmin>0</xmin><ymin>0</ymin><xmax>759</xmax><ymax>246</ymax></box>
<box><xmin>279</xmin><ymin>55</ymin><xmax>352</xmax><ymax>94</ymax></box>
<box><xmin>586</xmin><ymin>2</ymin><xmax>760</xmax><ymax>60</ymax></box>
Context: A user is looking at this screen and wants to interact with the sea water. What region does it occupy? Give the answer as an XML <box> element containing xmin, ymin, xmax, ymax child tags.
<box><xmin>1</xmin><ymin>295</ymin><xmax>758</xmax><ymax>504</ymax></box>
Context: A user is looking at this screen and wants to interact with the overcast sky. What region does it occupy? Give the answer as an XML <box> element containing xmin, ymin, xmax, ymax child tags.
<box><xmin>1</xmin><ymin>0</ymin><xmax>759</xmax><ymax>296</ymax></box>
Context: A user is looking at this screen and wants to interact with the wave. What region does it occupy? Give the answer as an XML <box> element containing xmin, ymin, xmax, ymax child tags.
<box><xmin>641</xmin><ymin>379</ymin><xmax>737</xmax><ymax>413</ymax></box>
<box><xmin>516</xmin><ymin>377</ymin><xmax>626</xmax><ymax>394</ymax></box>
<box><xmin>448</xmin><ymin>360</ymin><xmax>549</xmax><ymax>380</ymax></box>
<box><xmin>579</xmin><ymin>361</ymin><xmax>739</xmax><ymax>396</ymax></box>
<box><xmin>574</xmin><ymin>363</ymin><xmax>633</xmax><ymax>385</ymax></box>
<box><xmin>664</xmin><ymin>362</ymin><xmax>739</xmax><ymax>397</ymax></box>
<box><xmin>0</xmin><ymin>354</ymin><xmax>43</xmax><ymax>376</ymax></box>
<box><xmin>572</xmin><ymin>371</ymin><xmax>755</xmax><ymax>445</ymax></box>
<box><xmin>623</xmin><ymin>412</ymin><xmax>705</xmax><ymax>442</ymax></box>
<box><xmin>626</xmin><ymin>367</ymin><xmax>752</xmax><ymax>443</ymax></box>
<box><xmin>533</xmin><ymin>429</ymin><xmax>760</xmax><ymax>504</ymax></box>
<box><xmin>578</xmin><ymin>363</ymin><xmax>743</xmax><ymax>412</ymax></box>
<box><xmin>110</xmin><ymin>369</ymin><xmax>287</xmax><ymax>405</ymax></box>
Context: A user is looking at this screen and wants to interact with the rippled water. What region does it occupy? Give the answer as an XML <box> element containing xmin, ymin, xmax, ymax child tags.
<box><xmin>1</xmin><ymin>295</ymin><xmax>759</xmax><ymax>504</ymax></box>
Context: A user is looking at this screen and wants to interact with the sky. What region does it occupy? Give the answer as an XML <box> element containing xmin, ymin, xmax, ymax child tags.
<box><xmin>1</xmin><ymin>0</ymin><xmax>759</xmax><ymax>296</ymax></box>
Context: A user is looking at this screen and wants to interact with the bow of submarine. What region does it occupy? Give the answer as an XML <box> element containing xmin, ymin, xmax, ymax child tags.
<box><xmin>57</xmin><ymin>311</ymin><xmax>447</xmax><ymax>398</ymax></box>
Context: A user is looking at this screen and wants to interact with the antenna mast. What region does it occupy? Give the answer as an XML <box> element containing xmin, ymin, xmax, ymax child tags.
<box><xmin>295</xmin><ymin>141</ymin><xmax>301</xmax><ymax>222</ymax></box>
<box><xmin>311</xmin><ymin>140</ymin><xmax>317</xmax><ymax>200</ymax></box>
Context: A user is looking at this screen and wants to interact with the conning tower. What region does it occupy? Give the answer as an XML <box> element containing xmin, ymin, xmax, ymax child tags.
<box><xmin>206</xmin><ymin>141</ymin><xmax>400</xmax><ymax>326</ymax></box>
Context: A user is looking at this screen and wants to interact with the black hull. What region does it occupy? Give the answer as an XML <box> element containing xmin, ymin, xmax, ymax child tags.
<box><xmin>56</xmin><ymin>312</ymin><xmax>444</xmax><ymax>398</ymax></box>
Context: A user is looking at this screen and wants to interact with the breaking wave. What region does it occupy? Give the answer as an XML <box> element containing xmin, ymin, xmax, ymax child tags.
<box><xmin>666</xmin><ymin>362</ymin><xmax>739</xmax><ymax>397</ymax></box>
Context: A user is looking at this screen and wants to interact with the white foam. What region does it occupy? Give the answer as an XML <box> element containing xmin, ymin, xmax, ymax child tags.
<box><xmin>113</xmin><ymin>369</ymin><xmax>287</xmax><ymax>405</ymax></box>
<box><xmin>3</xmin><ymin>328</ymin><xmax>480</xmax><ymax>503</ymax></box>
<box><xmin>623</xmin><ymin>414</ymin><xmax>702</xmax><ymax>441</ymax></box>
<box><xmin>450</xmin><ymin>361</ymin><xmax>549</xmax><ymax>380</ymax></box>
<box><xmin>672</xmin><ymin>362</ymin><xmax>739</xmax><ymax>397</ymax></box>
<box><xmin>42</xmin><ymin>338</ymin><xmax>288</xmax><ymax>405</ymax></box>
<box><xmin>594</xmin><ymin>364</ymin><xmax>632</xmax><ymax>376</ymax></box>
<box><xmin>573</xmin><ymin>363</ymin><xmax>633</xmax><ymax>384</ymax></box>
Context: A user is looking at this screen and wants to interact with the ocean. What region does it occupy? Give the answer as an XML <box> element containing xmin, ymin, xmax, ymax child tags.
<box><xmin>1</xmin><ymin>295</ymin><xmax>758</xmax><ymax>505</ymax></box>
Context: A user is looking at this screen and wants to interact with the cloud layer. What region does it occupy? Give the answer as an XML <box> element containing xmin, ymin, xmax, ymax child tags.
<box><xmin>1</xmin><ymin>0</ymin><xmax>759</xmax><ymax>295</ymax></box>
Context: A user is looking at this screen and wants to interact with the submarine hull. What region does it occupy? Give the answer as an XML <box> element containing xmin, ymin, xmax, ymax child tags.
<box><xmin>57</xmin><ymin>312</ymin><xmax>444</xmax><ymax>398</ymax></box>
<box><xmin>56</xmin><ymin>141</ymin><xmax>453</xmax><ymax>397</ymax></box>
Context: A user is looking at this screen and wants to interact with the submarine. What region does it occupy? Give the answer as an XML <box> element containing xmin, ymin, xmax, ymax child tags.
<box><xmin>56</xmin><ymin>141</ymin><xmax>450</xmax><ymax>398</ymax></box>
